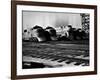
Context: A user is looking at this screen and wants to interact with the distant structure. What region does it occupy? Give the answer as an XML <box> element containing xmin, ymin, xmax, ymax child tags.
<box><xmin>80</xmin><ymin>13</ymin><xmax>90</xmax><ymax>33</ymax></box>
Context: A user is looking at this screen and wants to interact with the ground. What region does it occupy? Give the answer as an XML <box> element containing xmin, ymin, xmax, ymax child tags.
<box><xmin>22</xmin><ymin>40</ymin><xmax>89</xmax><ymax>69</ymax></box>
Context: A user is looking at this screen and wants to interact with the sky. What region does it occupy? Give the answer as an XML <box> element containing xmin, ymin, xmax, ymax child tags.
<box><xmin>22</xmin><ymin>11</ymin><xmax>82</xmax><ymax>30</ymax></box>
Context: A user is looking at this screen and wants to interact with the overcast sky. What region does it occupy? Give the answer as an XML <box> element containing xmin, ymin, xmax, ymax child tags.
<box><xmin>22</xmin><ymin>11</ymin><xmax>82</xmax><ymax>30</ymax></box>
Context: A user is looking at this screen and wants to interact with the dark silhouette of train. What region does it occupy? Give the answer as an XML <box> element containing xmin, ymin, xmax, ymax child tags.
<box><xmin>23</xmin><ymin>25</ymin><xmax>88</xmax><ymax>42</ymax></box>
